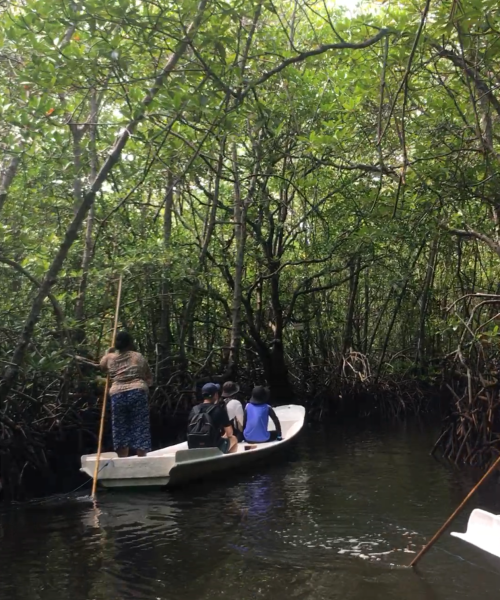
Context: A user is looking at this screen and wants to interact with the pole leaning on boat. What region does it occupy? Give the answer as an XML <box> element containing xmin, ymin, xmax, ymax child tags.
<box><xmin>410</xmin><ymin>452</ymin><xmax>500</xmax><ymax>567</ymax></box>
<box><xmin>91</xmin><ymin>274</ymin><xmax>123</xmax><ymax>500</ymax></box>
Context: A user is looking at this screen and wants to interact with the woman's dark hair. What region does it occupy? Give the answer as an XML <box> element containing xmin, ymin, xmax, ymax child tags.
<box><xmin>115</xmin><ymin>331</ymin><xmax>134</xmax><ymax>351</ymax></box>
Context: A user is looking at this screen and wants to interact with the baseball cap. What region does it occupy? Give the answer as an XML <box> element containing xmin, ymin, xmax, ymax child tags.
<box><xmin>201</xmin><ymin>383</ymin><xmax>220</xmax><ymax>397</ymax></box>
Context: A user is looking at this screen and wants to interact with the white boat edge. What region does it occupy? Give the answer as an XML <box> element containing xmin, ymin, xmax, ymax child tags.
<box><xmin>80</xmin><ymin>404</ymin><xmax>305</xmax><ymax>489</ymax></box>
<box><xmin>451</xmin><ymin>508</ymin><xmax>500</xmax><ymax>559</ymax></box>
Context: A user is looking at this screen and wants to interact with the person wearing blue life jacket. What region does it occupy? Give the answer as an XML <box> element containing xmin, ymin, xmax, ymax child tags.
<box><xmin>243</xmin><ymin>386</ymin><xmax>282</xmax><ymax>444</ymax></box>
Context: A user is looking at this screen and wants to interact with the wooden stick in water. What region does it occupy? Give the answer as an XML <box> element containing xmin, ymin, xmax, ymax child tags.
<box><xmin>91</xmin><ymin>274</ymin><xmax>123</xmax><ymax>500</ymax></box>
<box><xmin>410</xmin><ymin>452</ymin><xmax>500</xmax><ymax>567</ymax></box>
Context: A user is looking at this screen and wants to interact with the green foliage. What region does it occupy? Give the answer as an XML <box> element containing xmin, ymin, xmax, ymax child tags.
<box><xmin>2</xmin><ymin>0</ymin><xmax>500</xmax><ymax>388</ymax></box>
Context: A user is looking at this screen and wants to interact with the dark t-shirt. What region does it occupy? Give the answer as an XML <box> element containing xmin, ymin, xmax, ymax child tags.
<box><xmin>189</xmin><ymin>402</ymin><xmax>231</xmax><ymax>441</ymax></box>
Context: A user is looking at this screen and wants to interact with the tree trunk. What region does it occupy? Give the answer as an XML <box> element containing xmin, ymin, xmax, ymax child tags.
<box><xmin>179</xmin><ymin>136</ymin><xmax>226</xmax><ymax>358</ymax></box>
<box><xmin>0</xmin><ymin>0</ymin><xmax>208</xmax><ymax>404</ymax></box>
<box><xmin>265</xmin><ymin>267</ymin><xmax>294</xmax><ymax>402</ymax></box>
<box><xmin>375</xmin><ymin>240</ymin><xmax>426</xmax><ymax>381</ymax></box>
<box><xmin>70</xmin><ymin>125</ymin><xmax>84</xmax><ymax>215</ymax></box>
<box><xmin>229</xmin><ymin>144</ymin><xmax>246</xmax><ymax>369</ymax></box>
<box><xmin>342</xmin><ymin>256</ymin><xmax>361</xmax><ymax>358</ymax></box>
<box><xmin>159</xmin><ymin>172</ymin><xmax>174</xmax><ymax>370</ymax></box>
<box><xmin>229</xmin><ymin>143</ymin><xmax>259</xmax><ymax>370</ymax></box>
<box><xmin>263</xmin><ymin>341</ymin><xmax>295</xmax><ymax>404</ymax></box>
<box><xmin>416</xmin><ymin>235</ymin><xmax>439</xmax><ymax>369</ymax></box>
<box><xmin>363</xmin><ymin>270</ymin><xmax>369</xmax><ymax>353</ymax></box>
<box><xmin>0</xmin><ymin>155</ymin><xmax>21</xmax><ymax>215</ymax></box>
<box><xmin>74</xmin><ymin>90</ymin><xmax>99</xmax><ymax>335</ymax></box>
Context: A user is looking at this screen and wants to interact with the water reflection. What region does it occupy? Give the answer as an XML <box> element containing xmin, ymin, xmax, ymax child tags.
<box><xmin>1</xmin><ymin>422</ymin><xmax>500</xmax><ymax>600</ymax></box>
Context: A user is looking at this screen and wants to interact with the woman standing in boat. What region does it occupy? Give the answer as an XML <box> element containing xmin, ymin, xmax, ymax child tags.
<box><xmin>100</xmin><ymin>331</ymin><xmax>153</xmax><ymax>457</ymax></box>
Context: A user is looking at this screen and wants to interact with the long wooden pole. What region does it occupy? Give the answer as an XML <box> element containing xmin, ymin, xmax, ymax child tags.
<box><xmin>91</xmin><ymin>274</ymin><xmax>123</xmax><ymax>499</ymax></box>
<box><xmin>410</xmin><ymin>453</ymin><xmax>500</xmax><ymax>567</ymax></box>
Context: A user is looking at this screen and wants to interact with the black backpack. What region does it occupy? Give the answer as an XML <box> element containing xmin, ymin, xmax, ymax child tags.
<box><xmin>187</xmin><ymin>405</ymin><xmax>219</xmax><ymax>449</ymax></box>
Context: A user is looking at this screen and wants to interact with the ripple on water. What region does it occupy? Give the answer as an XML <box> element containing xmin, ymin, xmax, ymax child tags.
<box><xmin>2</xmin><ymin>424</ymin><xmax>500</xmax><ymax>600</ymax></box>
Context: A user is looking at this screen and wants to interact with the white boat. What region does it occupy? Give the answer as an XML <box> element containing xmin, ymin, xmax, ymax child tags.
<box><xmin>451</xmin><ymin>509</ymin><xmax>500</xmax><ymax>558</ymax></box>
<box><xmin>81</xmin><ymin>404</ymin><xmax>305</xmax><ymax>489</ymax></box>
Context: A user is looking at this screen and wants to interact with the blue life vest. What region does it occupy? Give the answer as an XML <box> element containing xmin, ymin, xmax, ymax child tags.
<box><xmin>244</xmin><ymin>403</ymin><xmax>270</xmax><ymax>442</ymax></box>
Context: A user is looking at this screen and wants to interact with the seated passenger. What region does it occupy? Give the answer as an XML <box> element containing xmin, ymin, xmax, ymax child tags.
<box><xmin>243</xmin><ymin>386</ymin><xmax>282</xmax><ymax>444</ymax></box>
<box><xmin>220</xmin><ymin>381</ymin><xmax>245</xmax><ymax>442</ymax></box>
<box><xmin>187</xmin><ymin>383</ymin><xmax>238</xmax><ymax>454</ymax></box>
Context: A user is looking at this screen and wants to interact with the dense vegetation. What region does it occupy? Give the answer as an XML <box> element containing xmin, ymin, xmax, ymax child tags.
<box><xmin>2</xmin><ymin>0</ymin><xmax>500</xmax><ymax>498</ymax></box>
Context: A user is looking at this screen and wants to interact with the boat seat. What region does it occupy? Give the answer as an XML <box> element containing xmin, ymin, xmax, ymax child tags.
<box><xmin>175</xmin><ymin>448</ymin><xmax>223</xmax><ymax>463</ymax></box>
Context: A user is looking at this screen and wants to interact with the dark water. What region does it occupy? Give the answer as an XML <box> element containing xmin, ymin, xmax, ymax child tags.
<box><xmin>2</xmin><ymin>422</ymin><xmax>500</xmax><ymax>600</ymax></box>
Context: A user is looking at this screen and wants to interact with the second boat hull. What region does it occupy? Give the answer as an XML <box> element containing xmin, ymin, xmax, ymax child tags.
<box><xmin>451</xmin><ymin>508</ymin><xmax>500</xmax><ymax>559</ymax></box>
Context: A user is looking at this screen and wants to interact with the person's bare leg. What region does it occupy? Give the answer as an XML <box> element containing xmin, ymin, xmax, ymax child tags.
<box><xmin>137</xmin><ymin>449</ymin><xmax>148</xmax><ymax>457</ymax></box>
<box><xmin>117</xmin><ymin>447</ymin><xmax>129</xmax><ymax>457</ymax></box>
<box><xmin>228</xmin><ymin>435</ymin><xmax>238</xmax><ymax>453</ymax></box>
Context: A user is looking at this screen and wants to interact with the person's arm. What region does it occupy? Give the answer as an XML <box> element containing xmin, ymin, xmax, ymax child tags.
<box><xmin>234</xmin><ymin>401</ymin><xmax>244</xmax><ymax>429</ymax></box>
<box><xmin>99</xmin><ymin>354</ymin><xmax>109</xmax><ymax>373</ymax></box>
<box><xmin>220</xmin><ymin>406</ymin><xmax>233</xmax><ymax>438</ymax></box>
<box><xmin>269</xmin><ymin>407</ymin><xmax>282</xmax><ymax>439</ymax></box>
<box><xmin>243</xmin><ymin>405</ymin><xmax>248</xmax><ymax>432</ymax></box>
<box><xmin>99</xmin><ymin>347</ymin><xmax>116</xmax><ymax>373</ymax></box>
<box><xmin>142</xmin><ymin>357</ymin><xmax>153</xmax><ymax>387</ymax></box>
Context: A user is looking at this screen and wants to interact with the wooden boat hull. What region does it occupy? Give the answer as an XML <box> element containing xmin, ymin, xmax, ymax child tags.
<box><xmin>81</xmin><ymin>404</ymin><xmax>305</xmax><ymax>489</ymax></box>
<box><xmin>451</xmin><ymin>509</ymin><xmax>500</xmax><ymax>559</ymax></box>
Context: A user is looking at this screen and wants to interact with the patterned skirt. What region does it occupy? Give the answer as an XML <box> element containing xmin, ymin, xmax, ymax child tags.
<box><xmin>111</xmin><ymin>389</ymin><xmax>151</xmax><ymax>452</ymax></box>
